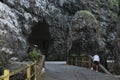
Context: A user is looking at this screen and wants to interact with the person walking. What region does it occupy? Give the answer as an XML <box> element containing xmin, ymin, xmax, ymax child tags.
<box><xmin>91</xmin><ymin>54</ymin><xmax>100</xmax><ymax>72</ymax></box>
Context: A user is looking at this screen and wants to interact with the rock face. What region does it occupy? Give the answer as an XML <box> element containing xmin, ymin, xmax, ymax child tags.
<box><xmin>70</xmin><ymin>10</ymin><xmax>100</xmax><ymax>55</ymax></box>
<box><xmin>0</xmin><ymin>2</ymin><xmax>27</xmax><ymax>65</ymax></box>
<box><xmin>0</xmin><ymin>0</ymin><xmax>119</xmax><ymax>64</ymax></box>
<box><xmin>115</xmin><ymin>0</ymin><xmax>120</xmax><ymax>74</ymax></box>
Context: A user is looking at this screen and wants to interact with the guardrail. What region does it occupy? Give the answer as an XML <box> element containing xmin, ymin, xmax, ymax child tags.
<box><xmin>67</xmin><ymin>55</ymin><xmax>111</xmax><ymax>74</ymax></box>
<box><xmin>88</xmin><ymin>55</ymin><xmax>111</xmax><ymax>74</ymax></box>
<box><xmin>89</xmin><ymin>55</ymin><xmax>120</xmax><ymax>79</ymax></box>
<box><xmin>67</xmin><ymin>55</ymin><xmax>92</xmax><ymax>68</ymax></box>
<box><xmin>0</xmin><ymin>55</ymin><xmax>45</xmax><ymax>80</ymax></box>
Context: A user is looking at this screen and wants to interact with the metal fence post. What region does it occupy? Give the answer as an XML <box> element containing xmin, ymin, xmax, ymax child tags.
<box><xmin>4</xmin><ymin>70</ymin><xmax>10</xmax><ymax>80</ymax></box>
<box><xmin>34</xmin><ymin>61</ymin><xmax>37</xmax><ymax>80</ymax></box>
<box><xmin>27</xmin><ymin>64</ymin><xmax>31</xmax><ymax>80</ymax></box>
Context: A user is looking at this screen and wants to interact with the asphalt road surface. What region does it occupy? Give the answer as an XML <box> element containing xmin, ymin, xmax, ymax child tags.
<box><xmin>43</xmin><ymin>61</ymin><xmax>119</xmax><ymax>80</ymax></box>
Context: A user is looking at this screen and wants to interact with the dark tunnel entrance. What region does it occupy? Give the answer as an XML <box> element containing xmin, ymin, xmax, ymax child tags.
<box><xmin>28</xmin><ymin>21</ymin><xmax>51</xmax><ymax>58</ymax></box>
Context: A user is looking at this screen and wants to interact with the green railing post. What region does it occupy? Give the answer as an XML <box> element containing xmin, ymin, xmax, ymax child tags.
<box><xmin>27</xmin><ymin>64</ymin><xmax>31</xmax><ymax>80</ymax></box>
<box><xmin>4</xmin><ymin>70</ymin><xmax>10</xmax><ymax>80</ymax></box>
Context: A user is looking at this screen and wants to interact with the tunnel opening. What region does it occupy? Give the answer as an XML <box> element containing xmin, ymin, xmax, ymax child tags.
<box><xmin>28</xmin><ymin>21</ymin><xmax>51</xmax><ymax>59</ymax></box>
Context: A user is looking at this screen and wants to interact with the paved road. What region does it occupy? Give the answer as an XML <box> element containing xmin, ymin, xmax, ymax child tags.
<box><xmin>43</xmin><ymin>61</ymin><xmax>119</xmax><ymax>80</ymax></box>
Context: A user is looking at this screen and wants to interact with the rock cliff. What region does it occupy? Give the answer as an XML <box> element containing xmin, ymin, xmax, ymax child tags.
<box><xmin>115</xmin><ymin>0</ymin><xmax>120</xmax><ymax>74</ymax></box>
<box><xmin>70</xmin><ymin>10</ymin><xmax>100</xmax><ymax>55</ymax></box>
<box><xmin>0</xmin><ymin>0</ymin><xmax>118</xmax><ymax>65</ymax></box>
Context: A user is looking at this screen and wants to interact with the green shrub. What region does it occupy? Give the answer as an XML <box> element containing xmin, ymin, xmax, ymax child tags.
<box><xmin>29</xmin><ymin>48</ymin><xmax>40</xmax><ymax>61</ymax></box>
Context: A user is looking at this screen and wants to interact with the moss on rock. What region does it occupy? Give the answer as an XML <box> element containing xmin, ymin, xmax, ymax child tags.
<box><xmin>111</xmin><ymin>0</ymin><xmax>119</xmax><ymax>7</ymax></box>
<box><xmin>76</xmin><ymin>10</ymin><xmax>98</xmax><ymax>23</ymax></box>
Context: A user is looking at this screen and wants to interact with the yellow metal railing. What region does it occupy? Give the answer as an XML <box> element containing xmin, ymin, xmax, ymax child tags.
<box><xmin>0</xmin><ymin>55</ymin><xmax>45</xmax><ymax>80</ymax></box>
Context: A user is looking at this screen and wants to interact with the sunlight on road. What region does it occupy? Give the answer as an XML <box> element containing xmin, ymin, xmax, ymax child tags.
<box><xmin>45</xmin><ymin>61</ymin><xmax>66</xmax><ymax>64</ymax></box>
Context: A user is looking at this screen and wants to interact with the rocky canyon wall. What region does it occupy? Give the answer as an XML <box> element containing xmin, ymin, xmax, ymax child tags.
<box><xmin>0</xmin><ymin>0</ymin><xmax>118</xmax><ymax>65</ymax></box>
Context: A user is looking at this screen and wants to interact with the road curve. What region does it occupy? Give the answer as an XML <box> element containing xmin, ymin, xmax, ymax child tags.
<box><xmin>43</xmin><ymin>61</ymin><xmax>119</xmax><ymax>80</ymax></box>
